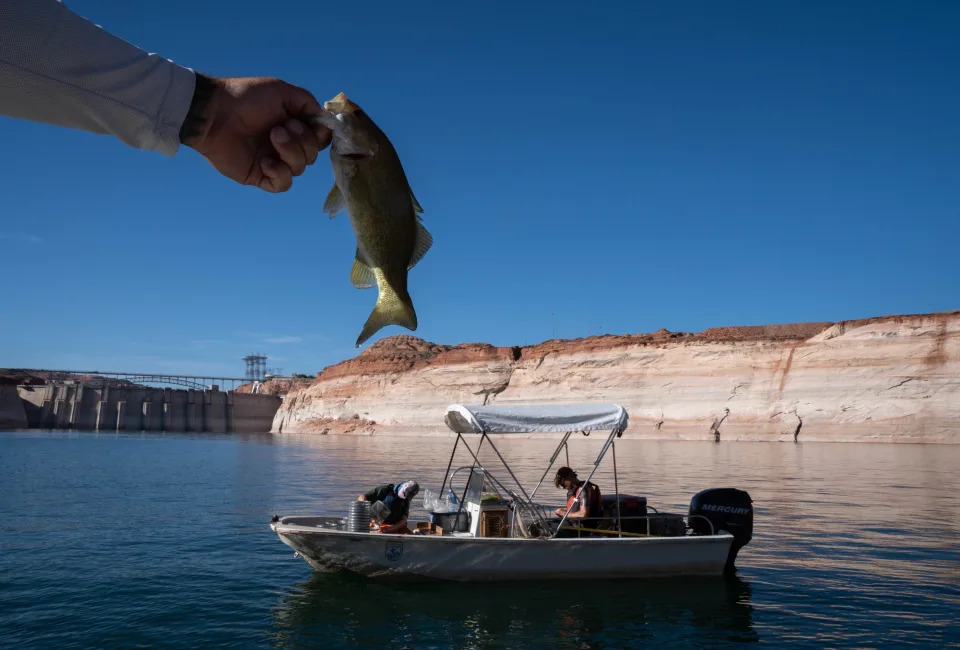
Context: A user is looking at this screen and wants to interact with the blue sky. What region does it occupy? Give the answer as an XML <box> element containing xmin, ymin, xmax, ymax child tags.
<box><xmin>1</xmin><ymin>0</ymin><xmax>958</xmax><ymax>378</ymax></box>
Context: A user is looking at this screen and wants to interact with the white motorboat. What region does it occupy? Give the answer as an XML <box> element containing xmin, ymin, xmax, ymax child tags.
<box><xmin>270</xmin><ymin>403</ymin><xmax>753</xmax><ymax>581</ymax></box>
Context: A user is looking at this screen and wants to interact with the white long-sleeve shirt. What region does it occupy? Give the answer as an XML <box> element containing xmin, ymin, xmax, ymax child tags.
<box><xmin>0</xmin><ymin>0</ymin><xmax>195</xmax><ymax>156</ymax></box>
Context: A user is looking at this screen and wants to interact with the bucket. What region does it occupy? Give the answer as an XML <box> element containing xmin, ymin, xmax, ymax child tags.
<box><xmin>347</xmin><ymin>500</ymin><xmax>371</xmax><ymax>533</ymax></box>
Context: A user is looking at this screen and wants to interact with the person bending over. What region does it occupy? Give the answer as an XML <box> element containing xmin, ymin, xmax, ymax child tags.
<box><xmin>358</xmin><ymin>480</ymin><xmax>420</xmax><ymax>534</ymax></box>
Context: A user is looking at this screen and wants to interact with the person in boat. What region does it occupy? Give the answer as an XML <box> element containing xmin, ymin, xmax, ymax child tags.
<box><xmin>553</xmin><ymin>467</ymin><xmax>602</xmax><ymax>523</ymax></box>
<box><xmin>357</xmin><ymin>480</ymin><xmax>420</xmax><ymax>534</ymax></box>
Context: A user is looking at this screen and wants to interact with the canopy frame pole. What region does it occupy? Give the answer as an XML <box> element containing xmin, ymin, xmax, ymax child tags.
<box><xmin>456</xmin><ymin>432</ymin><xmax>552</xmax><ymax>536</ymax></box>
<box><xmin>448</xmin><ymin>433</ymin><xmax>547</xmax><ymax>535</ymax></box>
<box><xmin>451</xmin><ymin>435</ymin><xmax>519</xmax><ymax>501</ymax></box>
<box><xmin>595</xmin><ymin>428</ymin><xmax>621</xmax><ymax>466</ymax></box>
<box><xmin>482</xmin><ymin>432</ymin><xmax>539</xmax><ymax>509</ymax></box>
<box><xmin>437</xmin><ymin>433</ymin><xmax>462</xmax><ymax>497</ymax></box>
<box><xmin>450</xmin><ymin>458</ymin><xmax>525</xmax><ymax>510</ymax></box>
<box><xmin>552</xmin><ymin>427</ymin><xmax>620</xmax><ymax>538</ymax></box>
<box><xmin>449</xmin><ymin>433</ymin><xmax>486</xmax><ymax>530</ymax></box>
<box><xmin>530</xmin><ymin>430</ymin><xmax>574</xmax><ymax>499</ymax></box>
<box><xmin>612</xmin><ymin>440</ymin><xmax>622</xmax><ymax>537</ymax></box>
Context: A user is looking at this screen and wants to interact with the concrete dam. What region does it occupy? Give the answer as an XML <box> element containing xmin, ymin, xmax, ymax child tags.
<box><xmin>12</xmin><ymin>382</ymin><xmax>281</xmax><ymax>433</ymax></box>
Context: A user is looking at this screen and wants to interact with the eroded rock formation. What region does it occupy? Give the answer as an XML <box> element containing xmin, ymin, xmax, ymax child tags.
<box><xmin>273</xmin><ymin>312</ymin><xmax>960</xmax><ymax>443</ymax></box>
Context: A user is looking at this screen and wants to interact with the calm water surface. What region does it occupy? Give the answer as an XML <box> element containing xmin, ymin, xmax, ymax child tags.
<box><xmin>1</xmin><ymin>431</ymin><xmax>957</xmax><ymax>648</ymax></box>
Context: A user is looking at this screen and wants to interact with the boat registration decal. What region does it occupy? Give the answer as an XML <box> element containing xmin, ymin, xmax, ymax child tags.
<box><xmin>384</xmin><ymin>541</ymin><xmax>403</xmax><ymax>562</ymax></box>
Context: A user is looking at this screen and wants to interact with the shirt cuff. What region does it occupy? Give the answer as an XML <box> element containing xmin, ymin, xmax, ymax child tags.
<box><xmin>151</xmin><ymin>64</ymin><xmax>196</xmax><ymax>157</ymax></box>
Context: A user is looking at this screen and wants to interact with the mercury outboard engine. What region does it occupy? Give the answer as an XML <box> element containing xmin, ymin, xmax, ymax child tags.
<box><xmin>689</xmin><ymin>488</ymin><xmax>753</xmax><ymax>574</ymax></box>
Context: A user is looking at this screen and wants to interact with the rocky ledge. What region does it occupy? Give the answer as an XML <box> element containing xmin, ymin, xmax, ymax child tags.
<box><xmin>272</xmin><ymin>311</ymin><xmax>960</xmax><ymax>443</ymax></box>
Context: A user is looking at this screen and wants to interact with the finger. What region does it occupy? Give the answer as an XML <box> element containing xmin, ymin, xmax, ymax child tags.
<box><xmin>270</xmin><ymin>126</ymin><xmax>308</xmax><ymax>177</ymax></box>
<box><xmin>313</xmin><ymin>123</ymin><xmax>333</xmax><ymax>151</ymax></box>
<box><xmin>286</xmin><ymin>118</ymin><xmax>320</xmax><ymax>166</ymax></box>
<box><xmin>259</xmin><ymin>155</ymin><xmax>293</xmax><ymax>193</ymax></box>
<box><xmin>276</xmin><ymin>82</ymin><xmax>332</xmax><ymax>151</ymax></box>
<box><xmin>277</xmin><ymin>81</ymin><xmax>323</xmax><ymax>119</ymax></box>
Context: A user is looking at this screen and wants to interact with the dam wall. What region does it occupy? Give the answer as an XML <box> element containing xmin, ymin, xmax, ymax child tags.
<box><xmin>0</xmin><ymin>383</ymin><xmax>28</xmax><ymax>428</ymax></box>
<box><xmin>16</xmin><ymin>383</ymin><xmax>281</xmax><ymax>433</ymax></box>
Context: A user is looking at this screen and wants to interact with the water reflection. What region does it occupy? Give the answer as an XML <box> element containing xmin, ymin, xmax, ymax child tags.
<box><xmin>270</xmin><ymin>572</ymin><xmax>756</xmax><ymax>648</ymax></box>
<box><xmin>4</xmin><ymin>431</ymin><xmax>957</xmax><ymax>647</ymax></box>
<box><xmin>265</xmin><ymin>436</ymin><xmax>959</xmax><ymax>647</ymax></box>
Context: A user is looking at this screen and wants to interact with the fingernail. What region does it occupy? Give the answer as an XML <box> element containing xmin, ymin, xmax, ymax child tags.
<box><xmin>272</xmin><ymin>127</ymin><xmax>289</xmax><ymax>143</ymax></box>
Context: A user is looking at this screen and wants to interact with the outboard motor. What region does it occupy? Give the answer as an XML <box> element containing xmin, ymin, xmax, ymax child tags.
<box><xmin>689</xmin><ymin>488</ymin><xmax>753</xmax><ymax>574</ymax></box>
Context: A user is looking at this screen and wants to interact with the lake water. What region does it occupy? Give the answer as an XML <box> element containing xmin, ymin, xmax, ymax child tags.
<box><xmin>1</xmin><ymin>431</ymin><xmax>957</xmax><ymax>648</ymax></box>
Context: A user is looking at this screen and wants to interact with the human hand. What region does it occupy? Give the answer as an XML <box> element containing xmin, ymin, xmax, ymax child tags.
<box><xmin>180</xmin><ymin>75</ymin><xmax>332</xmax><ymax>192</ymax></box>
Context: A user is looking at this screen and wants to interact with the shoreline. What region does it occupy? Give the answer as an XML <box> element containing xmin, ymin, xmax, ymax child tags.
<box><xmin>5</xmin><ymin>428</ymin><xmax>960</xmax><ymax>446</ymax></box>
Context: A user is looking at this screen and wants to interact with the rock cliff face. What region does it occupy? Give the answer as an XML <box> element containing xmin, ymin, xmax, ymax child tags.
<box><xmin>273</xmin><ymin>311</ymin><xmax>960</xmax><ymax>443</ymax></box>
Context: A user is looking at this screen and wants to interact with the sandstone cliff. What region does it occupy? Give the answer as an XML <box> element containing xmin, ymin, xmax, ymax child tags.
<box><xmin>273</xmin><ymin>311</ymin><xmax>960</xmax><ymax>443</ymax></box>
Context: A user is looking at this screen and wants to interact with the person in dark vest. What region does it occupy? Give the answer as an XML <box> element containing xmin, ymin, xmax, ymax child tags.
<box><xmin>553</xmin><ymin>467</ymin><xmax>602</xmax><ymax>521</ymax></box>
<box><xmin>357</xmin><ymin>480</ymin><xmax>420</xmax><ymax>534</ymax></box>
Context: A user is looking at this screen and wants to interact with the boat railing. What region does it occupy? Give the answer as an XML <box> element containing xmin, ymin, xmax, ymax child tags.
<box><xmin>443</xmin><ymin>465</ymin><xmax>519</xmax><ymax>505</ymax></box>
<box><xmin>550</xmin><ymin>513</ymin><xmax>718</xmax><ymax>538</ymax></box>
<box><xmin>686</xmin><ymin>514</ymin><xmax>716</xmax><ymax>536</ymax></box>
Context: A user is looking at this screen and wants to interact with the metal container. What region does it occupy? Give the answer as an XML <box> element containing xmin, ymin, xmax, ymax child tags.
<box><xmin>346</xmin><ymin>500</ymin><xmax>371</xmax><ymax>533</ymax></box>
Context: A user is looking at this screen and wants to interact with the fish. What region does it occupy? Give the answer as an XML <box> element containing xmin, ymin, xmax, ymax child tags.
<box><xmin>314</xmin><ymin>92</ymin><xmax>432</xmax><ymax>347</ymax></box>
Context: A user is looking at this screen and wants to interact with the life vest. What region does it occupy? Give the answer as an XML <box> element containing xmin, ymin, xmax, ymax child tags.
<box><xmin>566</xmin><ymin>481</ymin><xmax>602</xmax><ymax>519</ymax></box>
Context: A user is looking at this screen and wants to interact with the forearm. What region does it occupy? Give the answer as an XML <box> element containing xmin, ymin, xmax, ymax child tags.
<box><xmin>378</xmin><ymin>516</ymin><xmax>408</xmax><ymax>533</ymax></box>
<box><xmin>0</xmin><ymin>0</ymin><xmax>195</xmax><ymax>155</ymax></box>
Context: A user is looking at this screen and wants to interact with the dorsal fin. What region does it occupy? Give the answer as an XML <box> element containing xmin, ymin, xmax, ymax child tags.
<box><xmin>408</xmin><ymin>220</ymin><xmax>433</xmax><ymax>270</ymax></box>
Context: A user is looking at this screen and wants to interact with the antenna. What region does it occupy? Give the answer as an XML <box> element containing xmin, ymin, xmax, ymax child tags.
<box><xmin>243</xmin><ymin>354</ymin><xmax>267</xmax><ymax>381</ymax></box>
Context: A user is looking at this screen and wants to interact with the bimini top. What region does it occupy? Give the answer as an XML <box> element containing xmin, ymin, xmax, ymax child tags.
<box><xmin>444</xmin><ymin>403</ymin><xmax>628</xmax><ymax>434</ymax></box>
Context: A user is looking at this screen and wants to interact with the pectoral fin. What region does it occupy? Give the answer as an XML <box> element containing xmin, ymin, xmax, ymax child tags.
<box><xmin>408</xmin><ymin>220</ymin><xmax>433</xmax><ymax>270</ymax></box>
<box><xmin>350</xmin><ymin>250</ymin><xmax>375</xmax><ymax>289</ymax></box>
<box><xmin>323</xmin><ymin>184</ymin><xmax>344</xmax><ymax>219</ymax></box>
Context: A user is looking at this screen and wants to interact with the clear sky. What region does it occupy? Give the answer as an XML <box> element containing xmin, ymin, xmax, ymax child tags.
<box><xmin>1</xmin><ymin>0</ymin><xmax>958</xmax><ymax>379</ymax></box>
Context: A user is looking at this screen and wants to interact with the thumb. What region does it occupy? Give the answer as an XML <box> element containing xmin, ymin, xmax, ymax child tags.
<box><xmin>278</xmin><ymin>82</ymin><xmax>332</xmax><ymax>147</ymax></box>
<box><xmin>277</xmin><ymin>81</ymin><xmax>323</xmax><ymax>117</ymax></box>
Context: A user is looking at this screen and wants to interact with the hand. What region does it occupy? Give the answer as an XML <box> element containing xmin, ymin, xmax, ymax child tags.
<box><xmin>181</xmin><ymin>75</ymin><xmax>332</xmax><ymax>192</ymax></box>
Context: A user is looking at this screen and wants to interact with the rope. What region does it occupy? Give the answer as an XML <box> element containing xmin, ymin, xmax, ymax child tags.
<box><xmin>557</xmin><ymin>525</ymin><xmax>653</xmax><ymax>538</ymax></box>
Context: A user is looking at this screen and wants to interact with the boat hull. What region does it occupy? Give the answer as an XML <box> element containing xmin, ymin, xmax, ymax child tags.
<box><xmin>271</xmin><ymin>518</ymin><xmax>734</xmax><ymax>581</ymax></box>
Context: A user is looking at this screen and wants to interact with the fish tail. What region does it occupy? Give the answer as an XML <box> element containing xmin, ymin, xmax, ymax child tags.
<box><xmin>356</xmin><ymin>270</ymin><xmax>417</xmax><ymax>347</ymax></box>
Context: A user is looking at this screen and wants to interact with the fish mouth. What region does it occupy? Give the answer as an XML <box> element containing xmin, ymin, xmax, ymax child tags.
<box><xmin>342</xmin><ymin>153</ymin><xmax>371</xmax><ymax>161</ymax></box>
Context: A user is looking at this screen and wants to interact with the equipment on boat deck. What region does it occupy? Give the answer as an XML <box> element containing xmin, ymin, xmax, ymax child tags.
<box><xmin>346</xmin><ymin>500</ymin><xmax>371</xmax><ymax>533</ymax></box>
